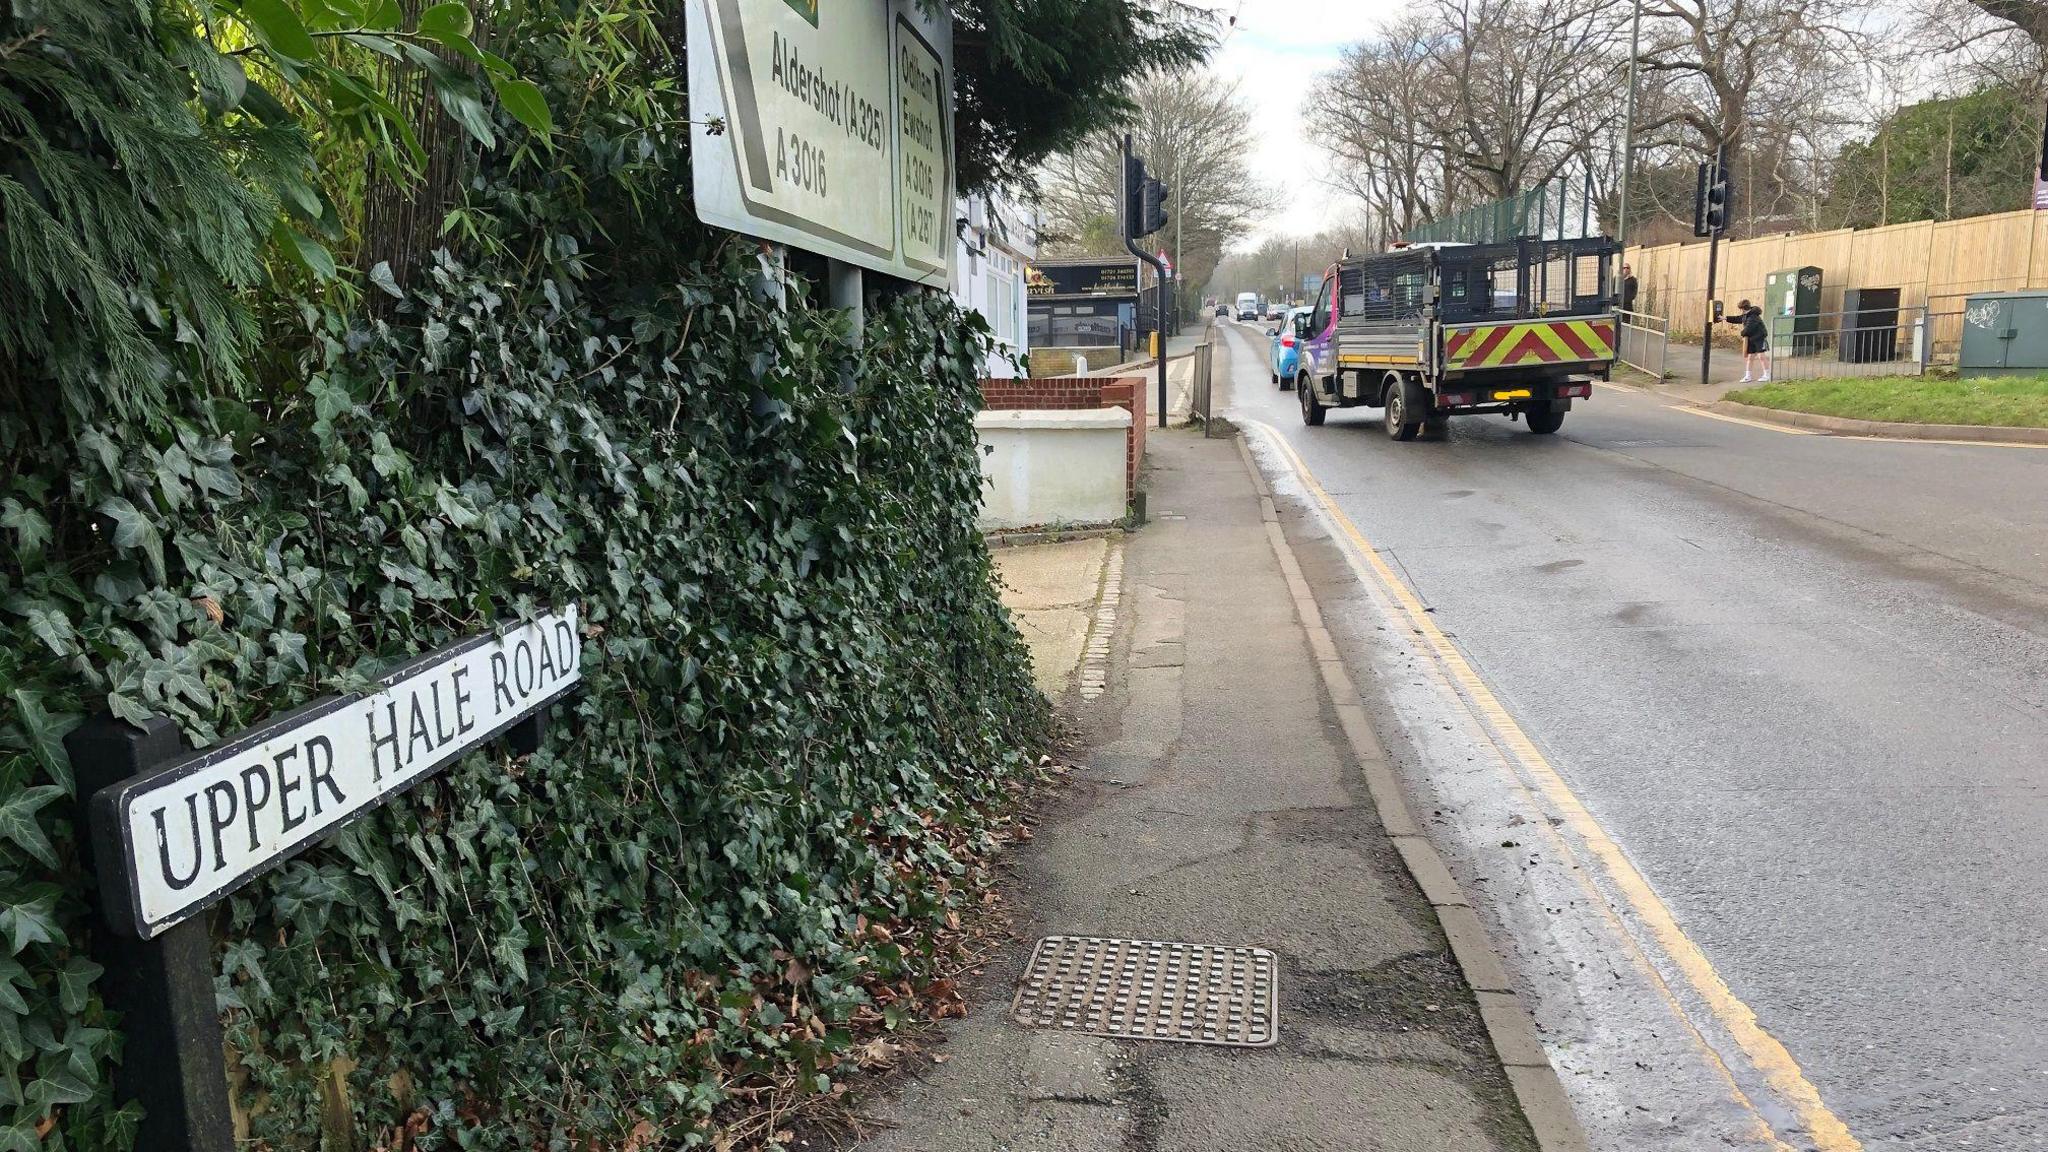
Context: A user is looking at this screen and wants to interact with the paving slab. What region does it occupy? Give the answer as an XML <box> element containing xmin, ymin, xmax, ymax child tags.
<box><xmin>992</xmin><ymin>537</ymin><xmax>1110</xmax><ymax>697</ymax></box>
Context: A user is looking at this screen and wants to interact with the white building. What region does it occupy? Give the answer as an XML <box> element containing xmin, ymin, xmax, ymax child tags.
<box><xmin>952</xmin><ymin>191</ymin><xmax>1037</xmax><ymax>378</ymax></box>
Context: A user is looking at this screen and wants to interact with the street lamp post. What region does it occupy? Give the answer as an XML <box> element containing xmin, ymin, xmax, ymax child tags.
<box><xmin>1174</xmin><ymin>157</ymin><xmax>1184</xmax><ymax>331</ymax></box>
<box><xmin>1616</xmin><ymin>0</ymin><xmax>1643</xmax><ymax>264</ymax></box>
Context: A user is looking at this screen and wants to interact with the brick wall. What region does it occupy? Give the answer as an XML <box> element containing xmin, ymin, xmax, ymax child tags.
<box><xmin>980</xmin><ymin>375</ymin><xmax>1148</xmax><ymax>498</ymax></box>
<box><xmin>1097</xmin><ymin>379</ymin><xmax>1145</xmax><ymax>497</ymax></box>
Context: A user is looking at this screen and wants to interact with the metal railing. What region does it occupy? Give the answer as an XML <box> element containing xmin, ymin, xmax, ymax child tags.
<box><xmin>1763</xmin><ymin>307</ymin><xmax>1929</xmax><ymax>381</ymax></box>
<box><xmin>1191</xmin><ymin>332</ymin><xmax>1219</xmax><ymax>435</ymax></box>
<box><xmin>1616</xmin><ymin>309</ymin><xmax>1669</xmax><ymax>378</ymax></box>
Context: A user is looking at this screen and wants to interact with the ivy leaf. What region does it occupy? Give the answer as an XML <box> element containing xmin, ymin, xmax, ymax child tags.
<box><xmin>26</xmin><ymin>1068</ymin><xmax>94</xmax><ymax>1111</ymax></box>
<box><xmin>239</xmin><ymin>0</ymin><xmax>320</xmax><ymax>60</ymax></box>
<box><xmin>55</xmin><ymin>958</ymin><xmax>102</xmax><ymax>1015</ymax></box>
<box><xmin>370</xmin><ymin>441</ymin><xmax>408</xmax><ymax>480</ymax></box>
<box><xmin>0</xmin><ymin>787</ymin><xmax>66</xmax><ymax>870</ymax></box>
<box><xmin>369</xmin><ymin>260</ymin><xmax>404</xmax><ymax>299</ymax></box>
<box><xmin>106</xmin><ymin>692</ymin><xmax>155</xmax><ymax>728</ymax></box>
<box><xmin>0</xmin><ymin>958</ymin><xmax>32</xmax><ymax>1016</ymax></box>
<box><xmin>10</xmin><ymin>603</ymin><xmax>75</xmax><ymax>659</ymax></box>
<box><xmin>9</xmin><ymin>692</ymin><xmax>78</xmax><ymax>793</ymax></box>
<box><xmin>308</xmin><ymin>376</ymin><xmax>354</xmax><ymax>424</ymax></box>
<box><xmin>0</xmin><ymin>896</ymin><xmax>63</xmax><ymax>955</ymax></box>
<box><xmin>491</xmin><ymin>76</ymin><xmax>553</xmax><ymax>136</ymax></box>
<box><xmin>0</xmin><ymin>1122</ymin><xmax>35</xmax><ymax>1152</ymax></box>
<box><xmin>0</xmin><ymin>500</ymin><xmax>50</xmax><ymax>558</ymax></box>
<box><xmin>96</xmin><ymin>496</ymin><xmax>165</xmax><ymax>581</ymax></box>
<box><xmin>76</xmin><ymin>427</ymin><xmax>121</xmax><ymax>478</ymax></box>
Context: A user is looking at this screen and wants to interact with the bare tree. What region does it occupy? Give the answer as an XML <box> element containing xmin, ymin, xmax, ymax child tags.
<box><xmin>1636</xmin><ymin>0</ymin><xmax>1866</xmax><ymax>162</ymax></box>
<box><xmin>1306</xmin><ymin>0</ymin><xmax>1626</xmax><ymax>239</ymax></box>
<box><xmin>1959</xmin><ymin>0</ymin><xmax>2048</xmax><ymax>49</ymax></box>
<box><xmin>1425</xmin><ymin>0</ymin><xmax>1628</xmax><ymax>198</ymax></box>
<box><xmin>1034</xmin><ymin>71</ymin><xmax>1277</xmax><ymax>306</ymax></box>
<box><xmin>1307</xmin><ymin>18</ymin><xmax>1457</xmax><ymax>244</ymax></box>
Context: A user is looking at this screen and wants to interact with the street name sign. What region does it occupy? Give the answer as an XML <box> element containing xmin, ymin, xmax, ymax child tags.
<box><xmin>89</xmin><ymin>609</ymin><xmax>581</xmax><ymax>939</ymax></box>
<box><xmin>687</xmin><ymin>0</ymin><xmax>954</xmax><ymax>285</ymax></box>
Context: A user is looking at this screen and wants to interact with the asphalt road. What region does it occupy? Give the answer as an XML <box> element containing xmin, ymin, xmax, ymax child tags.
<box><xmin>1213</xmin><ymin>318</ymin><xmax>2048</xmax><ymax>1151</ymax></box>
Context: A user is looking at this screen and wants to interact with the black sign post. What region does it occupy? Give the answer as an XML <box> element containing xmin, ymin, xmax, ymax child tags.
<box><xmin>68</xmin><ymin>714</ymin><xmax>235</xmax><ymax>1152</ymax></box>
<box><xmin>66</xmin><ymin>610</ymin><xmax>580</xmax><ymax>1150</ymax></box>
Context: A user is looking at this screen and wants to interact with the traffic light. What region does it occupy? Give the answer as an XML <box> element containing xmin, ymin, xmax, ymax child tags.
<box><xmin>1693</xmin><ymin>159</ymin><xmax>1731</xmax><ymax>237</ymax></box>
<box><xmin>1123</xmin><ymin>152</ymin><xmax>1170</xmax><ymax>239</ymax></box>
<box><xmin>1140</xmin><ymin>175</ymin><xmax>1169</xmax><ymax>237</ymax></box>
<box><xmin>1123</xmin><ymin>153</ymin><xmax>1147</xmax><ymax>241</ymax></box>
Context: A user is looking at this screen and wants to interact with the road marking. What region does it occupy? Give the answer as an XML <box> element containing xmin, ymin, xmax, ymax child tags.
<box><xmin>1246</xmin><ymin>420</ymin><xmax>1864</xmax><ymax>1152</ymax></box>
<box><xmin>1667</xmin><ymin>405</ymin><xmax>1819</xmax><ymax>434</ymax></box>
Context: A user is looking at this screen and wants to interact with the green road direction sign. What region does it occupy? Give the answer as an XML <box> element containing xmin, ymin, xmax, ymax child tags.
<box><xmin>688</xmin><ymin>0</ymin><xmax>954</xmax><ymax>285</ymax></box>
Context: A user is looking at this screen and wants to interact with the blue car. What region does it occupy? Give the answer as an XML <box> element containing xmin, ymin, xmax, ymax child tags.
<box><xmin>1269</xmin><ymin>307</ymin><xmax>1308</xmax><ymax>390</ymax></box>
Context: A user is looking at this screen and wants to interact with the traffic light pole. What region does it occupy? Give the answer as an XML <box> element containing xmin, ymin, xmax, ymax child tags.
<box><xmin>1699</xmin><ymin>143</ymin><xmax>1727</xmax><ymax>389</ymax></box>
<box><xmin>1121</xmin><ymin>134</ymin><xmax>1169</xmax><ymax>429</ymax></box>
<box><xmin>1700</xmin><ymin>228</ymin><xmax>1721</xmax><ymax>388</ymax></box>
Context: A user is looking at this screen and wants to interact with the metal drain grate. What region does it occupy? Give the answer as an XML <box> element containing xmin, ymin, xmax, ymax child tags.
<box><xmin>1011</xmin><ymin>936</ymin><xmax>1278</xmax><ymax>1047</ymax></box>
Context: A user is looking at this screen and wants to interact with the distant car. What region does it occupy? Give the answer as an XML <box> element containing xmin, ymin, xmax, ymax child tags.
<box><xmin>1214</xmin><ymin>303</ymin><xmax>1229</xmax><ymax>319</ymax></box>
<box><xmin>1268</xmin><ymin>307</ymin><xmax>1308</xmax><ymax>389</ymax></box>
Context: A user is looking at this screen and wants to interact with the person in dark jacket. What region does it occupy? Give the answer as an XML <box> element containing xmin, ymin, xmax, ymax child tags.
<box><xmin>1724</xmin><ymin>299</ymin><xmax>1769</xmax><ymax>382</ymax></box>
<box><xmin>1619</xmin><ymin>264</ymin><xmax>1639</xmax><ymax>314</ymax></box>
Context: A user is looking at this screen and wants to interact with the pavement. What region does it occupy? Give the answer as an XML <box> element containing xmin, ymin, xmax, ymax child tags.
<box><xmin>853</xmin><ymin>429</ymin><xmax>1552</xmax><ymax>1150</ymax></box>
<box><xmin>992</xmin><ymin>536</ymin><xmax>1113</xmax><ymax>698</ymax></box>
<box><xmin>1210</xmin><ymin>315</ymin><xmax>2048</xmax><ymax>1151</ymax></box>
<box><xmin>1096</xmin><ymin>329</ymin><xmax>1205</xmax><ymax>379</ymax></box>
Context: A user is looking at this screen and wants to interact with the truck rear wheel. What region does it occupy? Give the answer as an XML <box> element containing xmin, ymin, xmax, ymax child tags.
<box><xmin>1299</xmin><ymin>374</ymin><xmax>1326</xmax><ymax>426</ymax></box>
<box><xmin>1383</xmin><ymin>374</ymin><xmax>1423</xmax><ymax>441</ymax></box>
<box><xmin>1524</xmin><ymin>404</ymin><xmax>1565</xmax><ymax>434</ymax></box>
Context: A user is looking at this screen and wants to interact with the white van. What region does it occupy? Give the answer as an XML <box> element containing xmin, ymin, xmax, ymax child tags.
<box><xmin>1235</xmin><ymin>292</ymin><xmax>1259</xmax><ymax>321</ymax></box>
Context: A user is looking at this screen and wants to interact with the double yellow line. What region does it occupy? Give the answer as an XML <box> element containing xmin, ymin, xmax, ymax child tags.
<box><xmin>1247</xmin><ymin>421</ymin><xmax>1862</xmax><ymax>1152</ymax></box>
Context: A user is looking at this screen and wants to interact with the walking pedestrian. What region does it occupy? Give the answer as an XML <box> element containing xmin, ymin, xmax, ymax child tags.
<box><xmin>1724</xmin><ymin>299</ymin><xmax>1769</xmax><ymax>382</ymax></box>
<box><xmin>1619</xmin><ymin>264</ymin><xmax>1639</xmax><ymax>314</ymax></box>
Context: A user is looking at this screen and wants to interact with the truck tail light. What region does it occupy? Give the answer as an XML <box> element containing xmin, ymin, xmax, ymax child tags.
<box><xmin>1437</xmin><ymin>392</ymin><xmax>1473</xmax><ymax>408</ymax></box>
<box><xmin>1558</xmin><ymin>382</ymin><xmax>1591</xmax><ymax>398</ymax></box>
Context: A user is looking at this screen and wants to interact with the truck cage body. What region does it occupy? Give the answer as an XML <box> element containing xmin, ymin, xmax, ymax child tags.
<box><xmin>1330</xmin><ymin>237</ymin><xmax>1619</xmax><ymax>383</ymax></box>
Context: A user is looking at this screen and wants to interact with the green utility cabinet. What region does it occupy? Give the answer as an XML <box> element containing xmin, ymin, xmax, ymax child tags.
<box><xmin>1958</xmin><ymin>290</ymin><xmax>2048</xmax><ymax>377</ymax></box>
<box><xmin>1765</xmin><ymin>266</ymin><xmax>1823</xmax><ymax>354</ymax></box>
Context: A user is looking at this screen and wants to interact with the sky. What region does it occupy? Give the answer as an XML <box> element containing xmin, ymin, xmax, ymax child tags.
<box><xmin>1207</xmin><ymin>0</ymin><xmax>1395</xmax><ymax>249</ymax></box>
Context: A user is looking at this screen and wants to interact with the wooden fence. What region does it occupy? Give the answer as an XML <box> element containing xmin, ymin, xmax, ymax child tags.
<box><xmin>1625</xmin><ymin>209</ymin><xmax>2048</xmax><ymax>356</ymax></box>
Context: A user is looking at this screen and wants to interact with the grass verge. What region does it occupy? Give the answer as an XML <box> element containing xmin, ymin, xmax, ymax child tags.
<box><xmin>1724</xmin><ymin>374</ymin><xmax>2048</xmax><ymax>428</ymax></box>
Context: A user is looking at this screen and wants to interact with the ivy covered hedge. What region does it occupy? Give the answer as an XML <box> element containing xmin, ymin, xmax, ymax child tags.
<box><xmin>1</xmin><ymin>1</ymin><xmax>1047</xmax><ymax>1148</ymax></box>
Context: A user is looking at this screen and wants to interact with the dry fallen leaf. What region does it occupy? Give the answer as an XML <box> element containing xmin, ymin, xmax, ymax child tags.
<box><xmin>855</xmin><ymin>1038</ymin><xmax>902</xmax><ymax>1069</ymax></box>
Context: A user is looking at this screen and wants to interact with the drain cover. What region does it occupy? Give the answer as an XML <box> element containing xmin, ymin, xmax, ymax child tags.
<box><xmin>1011</xmin><ymin>936</ymin><xmax>1278</xmax><ymax>1047</ymax></box>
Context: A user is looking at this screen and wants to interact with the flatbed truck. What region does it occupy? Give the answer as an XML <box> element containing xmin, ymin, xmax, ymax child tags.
<box><xmin>1289</xmin><ymin>237</ymin><xmax>1619</xmax><ymax>438</ymax></box>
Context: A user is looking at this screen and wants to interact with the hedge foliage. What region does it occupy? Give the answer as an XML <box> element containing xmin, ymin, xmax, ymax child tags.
<box><xmin>0</xmin><ymin>1</ymin><xmax>1048</xmax><ymax>1148</ymax></box>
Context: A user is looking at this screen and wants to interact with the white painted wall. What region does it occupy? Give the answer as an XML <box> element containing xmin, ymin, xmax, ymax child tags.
<box><xmin>974</xmin><ymin>408</ymin><xmax>1130</xmax><ymax>529</ymax></box>
<box><xmin>953</xmin><ymin>193</ymin><xmax>1037</xmax><ymax>378</ymax></box>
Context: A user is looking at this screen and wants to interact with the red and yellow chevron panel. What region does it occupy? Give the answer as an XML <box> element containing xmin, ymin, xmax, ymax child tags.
<box><xmin>1443</xmin><ymin>317</ymin><xmax>1616</xmax><ymax>371</ymax></box>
